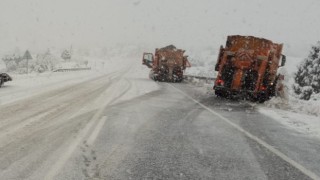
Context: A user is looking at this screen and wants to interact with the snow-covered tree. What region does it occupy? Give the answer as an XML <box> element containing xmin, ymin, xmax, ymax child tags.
<box><xmin>61</xmin><ymin>50</ymin><xmax>71</xmax><ymax>61</ymax></box>
<box><xmin>6</xmin><ymin>61</ymin><xmax>18</xmax><ymax>72</ymax></box>
<box><xmin>311</xmin><ymin>44</ymin><xmax>320</xmax><ymax>93</ymax></box>
<box><xmin>293</xmin><ymin>41</ymin><xmax>320</xmax><ymax>100</ymax></box>
<box><xmin>33</xmin><ymin>50</ymin><xmax>59</xmax><ymax>72</ymax></box>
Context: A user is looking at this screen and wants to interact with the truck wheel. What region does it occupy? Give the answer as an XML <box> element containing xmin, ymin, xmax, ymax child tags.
<box><xmin>268</xmin><ymin>76</ymin><xmax>278</xmax><ymax>97</ymax></box>
<box><xmin>215</xmin><ymin>90</ymin><xmax>224</xmax><ymax>97</ymax></box>
<box><xmin>258</xmin><ymin>98</ymin><xmax>266</xmax><ymax>103</ymax></box>
<box><xmin>173</xmin><ymin>77</ymin><xmax>182</xmax><ymax>83</ymax></box>
<box><xmin>257</xmin><ymin>94</ymin><xmax>269</xmax><ymax>103</ymax></box>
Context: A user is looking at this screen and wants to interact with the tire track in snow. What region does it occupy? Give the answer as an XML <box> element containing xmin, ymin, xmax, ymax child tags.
<box><xmin>0</xmin><ymin>74</ymin><xmax>119</xmax><ymax>179</ymax></box>
<box><xmin>44</xmin><ymin>67</ymin><xmax>134</xmax><ymax>180</ymax></box>
<box><xmin>0</xmin><ymin>70</ymin><xmax>127</xmax><ymax>179</ymax></box>
<box><xmin>0</xmin><ymin>73</ymin><xmax>117</xmax><ymax>148</ymax></box>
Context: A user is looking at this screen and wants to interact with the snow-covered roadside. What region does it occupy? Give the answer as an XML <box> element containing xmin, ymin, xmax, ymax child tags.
<box><xmin>259</xmin><ymin>108</ymin><xmax>320</xmax><ymax>139</ymax></box>
<box><xmin>0</xmin><ymin>57</ymin><xmax>131</xmax><ymax>105</ymax></box>
<box><xmin>184</xmin><ymin>52</ymin><xmax>217</xmax><ymax>78</ymax></box>
<box><xmin>260</xmin><ymin>96</ymin><xmax>320</xmax><ymax>140</ymax></box>
<box><xmin>184</xmin><ymin>66</ymin><xmax>217</xmax><ymax>78</ymax></box>
<box><xmin>259</xmin><ymin>55</ymin><xmax>320</xmax><ymax>139</ymax></box>
<box><xmin>264</xmin><ymin>96</ymin><xmax>320</xmax><ymax>116</ymax></box>
<box><xmin>0</xmin><ymin>70</ymin><xmax>103</xmax><ymax>105</ymax></box>
<box><xmin>0</xmin><ymin>56</ymin><xmax>160</xmax><ymax>107</ymax></box>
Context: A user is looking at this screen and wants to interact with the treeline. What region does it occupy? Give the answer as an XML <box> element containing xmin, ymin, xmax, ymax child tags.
<box><xmin>2</xmin><ymin>50</ymin><xmax>60</xmax><ymax>73</ymax></box>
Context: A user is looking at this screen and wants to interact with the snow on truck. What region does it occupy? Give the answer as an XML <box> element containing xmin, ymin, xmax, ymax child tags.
<box><xmin>142</xmin><ymin>45</ymin><xmax>191</xmax><ymax>82</ymax></box>
<box><xmin>214</xmin><ymin>35</ymin><xmax>286</xmax><ymax>102</ymax></box>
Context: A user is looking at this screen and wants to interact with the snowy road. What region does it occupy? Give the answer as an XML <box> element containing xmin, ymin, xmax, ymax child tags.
<box><xmin>0</xmin><ymin>62</ymin><xmax>319</xmax><ymax>180</ymax></box>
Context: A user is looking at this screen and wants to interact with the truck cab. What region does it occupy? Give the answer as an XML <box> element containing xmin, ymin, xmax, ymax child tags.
<box><xmin>142</xmin><ymin>53</ymin><xmax>154</xmax><ymax>68</ymax></box>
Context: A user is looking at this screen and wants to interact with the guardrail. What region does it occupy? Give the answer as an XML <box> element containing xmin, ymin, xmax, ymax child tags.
<box><xmin>183</xmin><ymin>75</ymin><xmax>216</xmax><ymax>83</ymax></box>
<box><xmin>53</xmin><ymin>67</ymin><xmax>91</xmax><ymax>72</ymax></box>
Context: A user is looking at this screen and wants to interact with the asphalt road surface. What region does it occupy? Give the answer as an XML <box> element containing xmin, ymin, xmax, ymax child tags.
<box><xmin>0</xmin><ymin>67</ymin><xmax>319</xmax><ymax>180</ymax></box>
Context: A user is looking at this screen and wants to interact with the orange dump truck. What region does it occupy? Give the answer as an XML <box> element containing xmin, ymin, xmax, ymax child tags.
<box><xmin>142</xmin><ymin>45</ymin><xmax>191</xmax><ymax>82</ymax></box>
<box><xmin>214</xmin><ymin>35</ymin><xmax>286</xmax><ymax>102</ymax></box>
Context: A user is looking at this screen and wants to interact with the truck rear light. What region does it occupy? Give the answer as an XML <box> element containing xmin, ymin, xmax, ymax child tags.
<box><xmin>260</xmin><ymin>86</ymin><xmax>266</xmax><ymax>91</ymax></box>
<box><xmin>216</xmin><ymin>79</ymin><xmax>224</xmax><ymax>86</ymax></box>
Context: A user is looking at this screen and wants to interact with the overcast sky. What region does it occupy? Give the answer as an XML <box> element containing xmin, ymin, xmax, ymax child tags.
<box><xmin>0</xmin><ymin>0</ymin><xmax>319</xmax><ymax>57</ymax></box>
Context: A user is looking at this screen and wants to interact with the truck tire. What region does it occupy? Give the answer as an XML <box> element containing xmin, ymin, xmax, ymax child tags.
<box><xmin>215</xmin><ymin>89</ymin><xmax>224</xmax><ymax>97</ymax></box>
<box><xmin>258</xmin><ymin>97</ymin><xmax>266</xmax><ymax>103</ymax></box>
<box><xmin>269</xmin><ymin>78</ymin><xmax>278</xmax><ymax>97</ymax></box>
<box><xmin>256</xmin><ymin>93</ymin><xmax>269</xmax><ymax>103</ymax></box>
<box><xmin>172</xmin><ymin>67</ymin><xmax>183</xmax><ymax>83</ymax></box>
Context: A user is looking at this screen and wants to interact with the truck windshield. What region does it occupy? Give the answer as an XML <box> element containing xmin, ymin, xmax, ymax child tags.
<box><xmin>144</xmin><ymin>54</ymin><xmax>153</xmax><ymax>62</ymax></box>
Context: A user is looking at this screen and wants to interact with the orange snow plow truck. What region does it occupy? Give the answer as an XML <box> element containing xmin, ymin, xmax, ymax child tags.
<box><xmin>214</xmin><ymin>35</ymin><xmax>286</xmax><ymax>102</ymax></box>
<box><xmin>142</xmin><ymin>45</ymin><xmax>191</xmax><ymax>82</ymax></box>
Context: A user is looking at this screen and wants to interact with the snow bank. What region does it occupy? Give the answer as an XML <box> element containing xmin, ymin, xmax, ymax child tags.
<box><xmin>184</xmin><ymin>50</ymin><xmax>217</xmax><ymax>78</ymax></box>
<box><xmin>260</xmin><ymin>108</ymin><xmax>320</xmax><ymax>139</ymax></box>
<box><xmin>0</xmin><ymin>56</ymin><xmax>124</xmax><ymax>105</ymax></box>
<box><xmin>264</xmin><ymin>95</ymin><xmax>320</xmax><ymax>117</ymax></box>
<box><xmin>185</xmin><ymin>66</ymin><xmax>217</xmax><ymax>78</ymax></box>
<box><xmin>55</xmin><ymin>61</ymin><xmax>87</xmax><ymax>69</ymax></box>
<box><xmin>0</xmin><ymin>55</ymin><xmax>160</xmax><ymax>106</ymax></box>
<box><xmin>0</xmin><ymin>70</ymin><xmax>102</xmax><ymax>105</ymax></box>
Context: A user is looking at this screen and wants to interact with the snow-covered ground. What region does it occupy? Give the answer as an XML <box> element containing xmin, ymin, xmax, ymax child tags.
<box><xmin>0</xmin><ymin>56</ymin><xmax>159</xmax><ymax>106</ymax></box>
<box><xmin>0</xmin><ymin>70</ymin><xmax>102</xmax><ymax>105</ymax></box>
<box><xmin>261</xmin><ymin>95</ymin><xmax>320</xmax><ymax>140</ymax></box>
<box><xmin>185</xmin><ymin>66</ymin><xmax>217</xmax><ymax>78</ymax></box>
<box><xmin>184</xmin><ymin>51</ymin><xmax>217</xmax><ymax>78</ymax></box>
<box><xmin>260</xmin><ymin>108</ymin><xmax>320</xmax><ymax>139</ymax></box>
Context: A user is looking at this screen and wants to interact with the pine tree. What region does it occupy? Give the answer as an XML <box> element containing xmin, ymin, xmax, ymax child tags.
<box><xmin>310</xmin><ymin>42</ymin><xmax>320</xmax><ymax>93</ymax></box>
<box><xmin>61</xmin><ymin>50</ymin><xmax>71</xmax><ymax>61</ymax></box>
<box><xmin>293</xmin><ymin>41</ymin><xmax>320</xmax><ymax>100</ymax></box>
